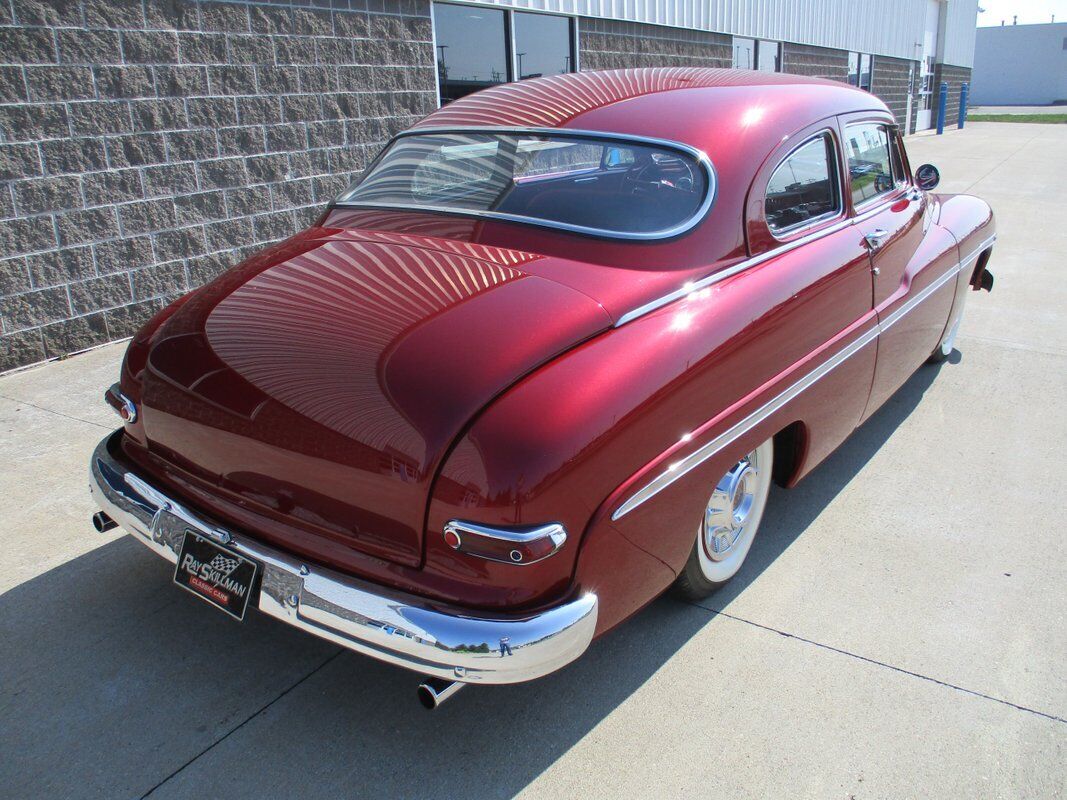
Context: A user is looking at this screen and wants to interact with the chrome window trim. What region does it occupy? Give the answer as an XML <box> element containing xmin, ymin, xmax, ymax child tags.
<box><xmin>769</xmin><ymin>208</ymin><xmax>842</xmax><ymax>240</ymax></box>
<box><xmin>765</xmin><ymin>129</ymin><xmax>845</xmax><ymax>240</ymax></box>
<box><xmin>615</xmin><ymin>213</ymin><xmax>856</xmax><ymax>327</ymax></box>
<box><xmin>611</xmin><ymin>233</ymin><xmax>996</xmax><ymax>520</ymax></box>
<box><xmin>333</xmin><ymin>126</ymin><xmax>718</xmax><ymax>242</ymax></box>
<box><xmin>616</xmin><ymin>188</ymin><xmax>915</xmax><ymax>328</ymax></box>
<box><xmin>844</xmin><ymin>121</ymin><xmax>898</xmax><ymax>210</ymax></box>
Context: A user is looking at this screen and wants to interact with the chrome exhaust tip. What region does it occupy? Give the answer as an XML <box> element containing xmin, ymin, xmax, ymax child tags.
<box><xmin>417</xmin><ymin>677</ymin><xmax>465</xmax><ymax>710</ymax></box>
<box><xmin>92</xmin><ymin>511</ymin><xmax>117</xmax><ymax>533</ymax></box>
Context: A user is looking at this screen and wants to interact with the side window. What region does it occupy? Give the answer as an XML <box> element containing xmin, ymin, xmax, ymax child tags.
<box><xmin>845</xmin><ymin>123</ymin><xmax>895</xmax><ymax>206</ymax></box>
<box><xmin>765</xmin><ymin>132</ymin><xmax>840</xmax><ymax>234</ymax></box>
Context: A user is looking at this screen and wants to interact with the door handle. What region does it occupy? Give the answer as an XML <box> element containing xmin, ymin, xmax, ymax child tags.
<box><xmin>864</xmin><ymin>228</ymin><xmax>890</xmax><ymax>249</ymax></box>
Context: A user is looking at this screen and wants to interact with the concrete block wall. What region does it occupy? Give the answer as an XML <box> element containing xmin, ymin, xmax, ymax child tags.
<box><xmin>780</xmin><ymin>42</ymin><xmax>850</xmax><ymax>83</ymax></box>
<box><xmin>579</xmin><ymin>18</ymin><xmax>732</xmax><ymax>70</ymax></box>
<box><xmin>0</xmin><ymin>0</ymin><xmax>437</xmax><ymax>372</ymax></box>
<box><xmin>934</xmin><ymin>64</ymin><xmax>972</xmax><ymax>129</ymax></box>
<box><xmin>869</xmin><ymin>55</ymin><xmax>917</xmax><ymax>132</ymax></box>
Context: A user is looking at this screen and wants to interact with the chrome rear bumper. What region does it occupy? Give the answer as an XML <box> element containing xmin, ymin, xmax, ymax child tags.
<box><xmin>90</xmin><ymin>431</ymin><xmax>597</xmax><ymax>685</ymax></box>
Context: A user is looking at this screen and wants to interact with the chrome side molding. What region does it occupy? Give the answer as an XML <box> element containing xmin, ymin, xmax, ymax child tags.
<box><xmin>612</xmin><ymin>234</ymin><xmax>996</xmax><ymax>520</ymax></box>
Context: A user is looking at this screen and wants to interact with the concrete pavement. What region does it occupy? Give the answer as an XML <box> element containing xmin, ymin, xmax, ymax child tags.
<box><xmin>1</xmin><ymin>122</ymin><xmax>1064</xmax><ymax>798</ymax></box>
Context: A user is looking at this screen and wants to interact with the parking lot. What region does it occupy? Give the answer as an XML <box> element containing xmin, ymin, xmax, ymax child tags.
<box><xmin>1</xmin><ymin>122</ymin><xmax>1064</xmax><ymax>798</ymax></box>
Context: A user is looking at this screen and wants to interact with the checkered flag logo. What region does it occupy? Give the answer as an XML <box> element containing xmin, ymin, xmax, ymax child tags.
<box><xmin>208</xmin><ymin>553</ymin><xmax>240</xmax><ymax>577</ymax></box>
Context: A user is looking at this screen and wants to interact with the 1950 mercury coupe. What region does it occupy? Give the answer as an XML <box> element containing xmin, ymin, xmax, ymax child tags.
<box><xmin>89</xmin><ymin>69</ymin><xmax>995</xmax><ymax>708</ymax></box>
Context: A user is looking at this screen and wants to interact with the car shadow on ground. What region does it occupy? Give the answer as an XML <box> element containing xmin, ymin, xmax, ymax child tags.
<box><xmin>0</xmin><ymin>361</ymin><xmax>946</xmax><ymax>798</ymax></box>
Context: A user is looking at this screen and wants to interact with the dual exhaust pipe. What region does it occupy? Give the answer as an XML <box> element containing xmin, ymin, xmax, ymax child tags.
<box><xmin>92</xmin><ymin>512</ymin><xmax>465</xmax><ymax>709</ymax></box>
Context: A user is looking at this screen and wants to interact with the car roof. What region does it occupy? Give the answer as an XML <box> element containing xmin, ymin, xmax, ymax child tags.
<box><xmin>398</xmin><ymin>69</ymin><xmax>896</xmax><ymax>270</ymax></box>
<box><xmin>415</xmin><ymin>68</ymin><xmax>891</xmax><ymax>146</ymax></box>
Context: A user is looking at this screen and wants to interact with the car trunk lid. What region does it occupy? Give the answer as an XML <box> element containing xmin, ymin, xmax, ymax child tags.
<box><xmin>137</xmin><ymin>230</ymin><xmax>612</xmax><ymax>567</ymax></box>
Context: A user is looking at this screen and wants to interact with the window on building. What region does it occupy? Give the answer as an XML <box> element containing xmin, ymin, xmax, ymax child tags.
<box><xmin>733</xmin><ymin>37</ymin><xmax>779</xmax><ymax>71</ymax></box>
<box><xmin>513</xmin><ymin>11</ymin><xmax>573</xmax><ymax>79</ymax></box>
<box><xmin>844</xmin><ymin>123</ymin><xmax>895</xmax><ymax>206</ymax></box>
<box><xmin>848</xmin><ymin>52</ymin><xmax>859</xmax><ymax>85</ymax></box>
<box><xmin>847</xmin><ymin>52</ymin><xmax>872</xmax><ymax>91</ymax></box>
<box><xmin>434</xmin><ymin>4</ymin><xmax>509</xmax><ymax>103</ymax></box>
<box><xmin>765</xmin><ymin>132</ymin><xmax>840</xmax><ymax>233</ymax></box>
<box><xmin>859</xmin><ymin>54</ymin><xmax>873</xmax><ymax>91</ymax></box>
<box><xmin>757</xmin><ymin>40</ymin><xmax>781</xmax><ymax>72</ymax></box>
<box><xmin>733</xmin><ymin>37</ymin><xmax>756</xmax><ymax>70</ymax></box>
<box><xmin>432</xmin><ymin>3</ymin><xmax>575</xmax><ymax>106</ymax></box>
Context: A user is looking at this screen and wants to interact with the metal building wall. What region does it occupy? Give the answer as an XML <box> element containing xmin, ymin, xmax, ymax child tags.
<box><xmin>460</xmin><ymin>0</ymin><xmax>977</xmax><ymax>66</ymax></box>
<box><xmin>971</xmin><ymin>23</ymin><xmax>1067</xmax><ymax>105</ymax></box>
<box><xmin>940</xmin><ymin>0</ymin><xmax>979</xmax><ymax>67</ymax></box>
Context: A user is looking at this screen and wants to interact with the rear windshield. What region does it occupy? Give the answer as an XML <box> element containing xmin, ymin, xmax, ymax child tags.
<box><xmin>334</xmin><ymin>131</ymin><xmax>713</xmax><ymax>239</ymax></box>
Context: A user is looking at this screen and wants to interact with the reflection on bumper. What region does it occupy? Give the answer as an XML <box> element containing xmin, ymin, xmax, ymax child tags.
<box><xmin>89</xmin><ymin>430</ymin><xmax>597</xmax><ymax>684</ymax></box>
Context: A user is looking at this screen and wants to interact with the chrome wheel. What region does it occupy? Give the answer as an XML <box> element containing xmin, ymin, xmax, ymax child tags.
<box><xmin>695</xmin><ymin>439</ymin><xmax>773</xmax><ymax>584</ymax></box>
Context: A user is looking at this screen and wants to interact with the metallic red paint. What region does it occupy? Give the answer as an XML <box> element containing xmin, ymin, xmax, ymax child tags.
<box><xmin>112</xmin><ymin>69</ymin><xmax>995</xmax><ymax>633</ymax></box>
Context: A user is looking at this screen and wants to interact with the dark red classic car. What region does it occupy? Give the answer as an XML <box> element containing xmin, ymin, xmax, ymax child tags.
<box><xmin>90</xmin><ymin>69</ymin><xmax>995</xmax><ymax>708</ymax></box>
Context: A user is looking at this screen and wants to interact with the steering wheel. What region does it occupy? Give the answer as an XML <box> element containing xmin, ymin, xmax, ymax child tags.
<box><xmin>624</xmin><ymin>153</ymin><xmax>697</xmax><ymax>196</ymax></box>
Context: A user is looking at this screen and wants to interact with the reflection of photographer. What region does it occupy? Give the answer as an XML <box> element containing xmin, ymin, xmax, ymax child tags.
<box><xmin>499</xmin><ymin>636</ymin><xmax>513</xmax><ymax>657</ymax></box>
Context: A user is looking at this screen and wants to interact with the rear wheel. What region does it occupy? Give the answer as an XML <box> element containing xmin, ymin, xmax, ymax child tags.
<box><xmin>674</xmin><ymin>438</ymin><xmax>773</xmax><ymax>600</ymax></box>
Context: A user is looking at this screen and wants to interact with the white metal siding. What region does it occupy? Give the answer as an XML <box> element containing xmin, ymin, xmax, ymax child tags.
<box><xmin>455</xmin><ymin>0</ymin><xmax>978</xmax><ymax>66</ymax></box>
<box><xmin>971</xmin><ymin>23</ymin><xmax>1067</xmax><ymax>104</ymax></box>
<box><xmin>940</xmin><ymin>0</ymin><xmax>979</xmax><ymax>67</ymax></box>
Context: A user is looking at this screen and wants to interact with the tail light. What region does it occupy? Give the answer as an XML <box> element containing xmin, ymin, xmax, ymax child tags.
<box><xmin>442</xmin><ymin>520</ymin><xmax>567</xmax><ymax>565</ymax></box>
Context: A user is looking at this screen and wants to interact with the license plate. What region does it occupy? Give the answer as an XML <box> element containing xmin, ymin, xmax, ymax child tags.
<box><xmin>174</xmin><ymin>531</ymin><xmax>260</xmax><ymax>620</ymax></box>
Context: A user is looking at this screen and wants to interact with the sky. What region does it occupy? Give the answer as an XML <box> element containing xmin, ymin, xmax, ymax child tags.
<box><xmin>976</xmin><ymin>0</ymin><xmax>1067</xmax><ymax>26</ymax></box>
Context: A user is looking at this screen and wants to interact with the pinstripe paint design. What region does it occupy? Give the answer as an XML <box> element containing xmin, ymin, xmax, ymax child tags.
<box><xmin>205</xmin><ymin>240</ymin><xmax>522</xmax><ymax>463</ymax></box>
<box><xmin>611</xmin><ymin>234</ymin><xmax>995</xmax><ymax>520</ymax></box>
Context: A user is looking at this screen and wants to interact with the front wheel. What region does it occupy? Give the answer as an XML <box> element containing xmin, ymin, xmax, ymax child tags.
<box><xmin>674</xmin><ymin>438</ymin><xmax>774</xmax><ymax>600</ymax></box>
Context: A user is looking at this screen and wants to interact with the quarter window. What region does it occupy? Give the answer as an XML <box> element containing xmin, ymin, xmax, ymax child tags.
<box><xmin>845</xmin><ymin>124</ymin><xmax>895</xmax><ymax>206</ymax></box>
<box><xmin>765</xmin><ymin>133</ymin><xmax>840</xmax><ymax>233</ymax></box>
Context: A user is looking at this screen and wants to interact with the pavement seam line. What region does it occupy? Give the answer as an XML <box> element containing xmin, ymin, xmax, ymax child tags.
<box><xmin>686</xmin><ymin>600</ymin><xmax>1066</xmax><ymax>725</ymax></box>
<box><xmin>955</xmin><ymin>333</ymin><xmax>1067</xmax><ymax>358</ymax></box>
<box><xmin>961</xmin><ymin>130</ymin><xmax>1040</xmax><ymax>194</ymax></box>
<box><xmin>0</xmin><ymin>392</ymin><xmax>114</xmax><ymax>431</ymax></box>
<box><xmin>138</xmin><ymin>648</ymin><xmax>344</xmax><ymax>799</ymax></box>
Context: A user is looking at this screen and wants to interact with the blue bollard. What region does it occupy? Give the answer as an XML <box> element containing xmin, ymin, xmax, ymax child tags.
<box><xmin>958</xmin><ymin>83</ymin><xmax>969</xmax><ymax>129</ymax></box>
<box><xmin>936</xmin><ymin>81</ymin><xmax>948</xmax><ymax>134</ymax></box>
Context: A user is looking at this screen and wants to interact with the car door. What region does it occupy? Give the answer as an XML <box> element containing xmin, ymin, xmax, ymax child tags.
<box><xmin>738</xmin><ymin>122</ymin><xmax>878</xmax><ymax>478</ymax></box>
<box><xmin>842</xmin><ymin>118</ymin><xmax>958</xmax><ymax>420</ymax></box>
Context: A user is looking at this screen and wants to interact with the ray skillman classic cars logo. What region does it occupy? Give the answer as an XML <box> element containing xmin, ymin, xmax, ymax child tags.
<box><xmin>174</xmin><ymin>530</ymin><xmax>259</xmax><ymax>619</ymax></box>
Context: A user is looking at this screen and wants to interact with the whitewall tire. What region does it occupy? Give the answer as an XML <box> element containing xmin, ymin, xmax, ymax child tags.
<box><xmin>674</xmin><ymin>438</ymin><xmax>774</xmax><ymax>599</ymax></box>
